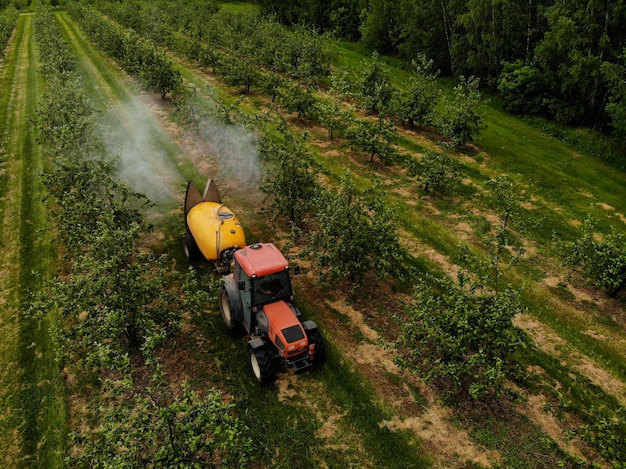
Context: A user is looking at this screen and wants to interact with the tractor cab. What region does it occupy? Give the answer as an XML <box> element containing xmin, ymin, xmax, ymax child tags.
<box><xmin>232</xmin><ymin>243</ymin><xmax>297</xmax><ymax>333</ymax></box>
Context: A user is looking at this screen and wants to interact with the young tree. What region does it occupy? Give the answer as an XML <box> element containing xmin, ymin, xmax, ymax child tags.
<box><xmin>415</xmin><ymin>148</ymin><xmax>463</xmax><ymax>194</ymax></box>
<box><xmin>461</xmin><ymin>176</ymin><xmax>524</xmax><ymax>294</ymax></box>
<box><xmin>215</xmin><ymin>53</ymin><xmax>263</xmax><ymax>94</ymax></box>
<box><xmin>68</xmin><ymin>376</ymin><xmax>254</xmax><ymax>467</ymax></box>
<box><xmin>259</xmin><ymin>123</ymin><xmax>318</xmax><ymax>225</ymax></box>
<box><xmin>397</xmin><ymin>276</ymin><xmax>525</xmax><ymax>401</ymax></box>
<box><xmin>140</xmin><ymin>47</ymin><xmax>182</xmax><ymax>99</ymax></box>
<box><xmin>399</xmin><ymin>178</ymin><xmax>525</xmax><ymax>401</ymax></box>
<box><xmin>309</xmin><ymin>174</ymin><xmax>402</xmax><ymax>283</ymax></box>
<box><xmin>318</xmin><ymin>99</ymin><xmax>352</xmax><ymax>141</ymax></box>
<box><xmin>357</xmin><ymin>51</ymin><xmax>395</xmax><ymax>119</ymax></box>
<box><xmin>564</xmin><ymin>215</ymin><xmax>626</xmax><ymax>298</ymax></box>
<box><xmin>279</xmin><ymin>82</ymin><xmax>319</xmax><ymax>120</ymax></box>
<box><xmin>347</xmin><ymin>117</ymin><xmax>398</xmax><ymax>163</ymax></box>
<box><xmin>438</xmin><ymin>75</ymin><xmax>485</xmax><ymax>148</ymax></box>
<box><xmin>394</xmin><ymin>54</ymin><xmax>440</xmax><ymax>128</ymax></box>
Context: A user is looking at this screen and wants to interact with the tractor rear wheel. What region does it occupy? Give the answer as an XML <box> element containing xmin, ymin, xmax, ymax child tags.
<box><xmin>183</xmin><ymin>233</ymin><xmax>202</xmax><ymax>261</ymax></box>
<box><xmin>307</xmin><ymin>330</ymin><xmax>326</xmax><ymax>367</ymax></box>
<box><xmin>249</xmin><ymin>346</ymin><xmax>275</xmax><ymax>384</ymax></box>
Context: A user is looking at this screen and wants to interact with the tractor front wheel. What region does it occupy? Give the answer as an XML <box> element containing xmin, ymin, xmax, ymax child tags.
<box><xmin>218</xmin><ymin>287</ymin><xmax>236</xmax><ymax>331</ymax></box>
<box><xmin>307</xmin><ymin>330</ymin><xmax>327</xmax><ymax>367</ymax></box>
<box><xmin>249</xmin><ymin>346</ymin><xmax>275</xmax><ymax>384</ymax></box>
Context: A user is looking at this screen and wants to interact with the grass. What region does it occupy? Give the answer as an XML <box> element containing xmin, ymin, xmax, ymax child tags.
<box><xmin>0</xmin><ymin>13</ymin><xmax>66</xmax><ymax>467</ymax></box>
<box><xmin>0</xmin><ymin>13</ymin><xmax>26</xmax><ymax>465</ymax></box>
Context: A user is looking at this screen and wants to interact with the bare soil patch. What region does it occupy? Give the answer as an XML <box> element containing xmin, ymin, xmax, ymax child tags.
<box><xmin>514</xmin><ymin>314</ymin><xmax>626</xmax><ymax>406</ymax></box>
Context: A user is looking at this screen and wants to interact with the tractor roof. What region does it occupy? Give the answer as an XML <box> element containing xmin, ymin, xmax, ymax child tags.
<box><xmin>235</xmin><ymin>243</ymin><xmax>289</xmax><ymax>277</ymax></box>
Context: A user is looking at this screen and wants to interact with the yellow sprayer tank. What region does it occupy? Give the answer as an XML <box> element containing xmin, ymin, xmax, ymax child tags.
<box><xmin>183</xmin><ymin>178</ymin><xmax>246</xmax><ymax>272</ymax></box>
<box><xmin>186</xmin><ymin>201</ymin><xmax>245</xmax><ymax>261</ymax></box>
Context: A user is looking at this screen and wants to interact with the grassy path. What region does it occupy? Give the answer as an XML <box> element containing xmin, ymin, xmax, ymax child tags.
<box><xmin>0</xmin><ymin>13</ymin><xmax>65</xmax><ymax>467</ymax></box>
<box><xmin>0</xmin><ymin>13</ymin><xmax>27</xmax><ymax>465</ymax></box>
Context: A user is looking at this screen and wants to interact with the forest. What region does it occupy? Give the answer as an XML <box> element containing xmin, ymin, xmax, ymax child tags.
<box><xmin>260</xmin><ymin>0</ymin><xmax>626</xmax><ymax>139</ymax></box>
<box><xmin>1</xmin><ymin>0</ymin><xmax>626</xmax><ymax>468</ymax></box>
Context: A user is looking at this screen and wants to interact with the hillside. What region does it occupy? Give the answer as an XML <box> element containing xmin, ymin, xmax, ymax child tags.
<box><xmin>1</xmin><ymin>2</ymin><xmax>625</xmax><ymax>468</ymax></box>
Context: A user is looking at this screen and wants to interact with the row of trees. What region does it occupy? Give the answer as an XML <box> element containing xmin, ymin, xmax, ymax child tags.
<box><xmin>67</xmin><ymin>2</ymin><xmax>181</xmax><ymax>98</ymax></box>
<box><xmin>31</xmin><ymin>5</ymin><xmax>253</xmax><ymax>466</ymax></box>
<box><xmin>0</xmin><ymin>5</ymin><xmax>17</xmax><ymax>59</ymax></box>
<box><xmin>95</xmin><ymin>0</ymin><xmax>336</xmax><ymax>85</ymax></box>
<box><xmin>260</xmin><ymin>0</ymin><xmax>626</xmax><ymax>140</ymax></box>
<box><xmin>93</xmin><ymin>0</ymin><xmax>485</xmax><ymax>155</ymax></box>
<box><xmin>87</xmin><ymin>0</ymin><xmax>409</xmax><ymax>284</ymax></box>
<box><xmin>78</xmin><ymin>1</ymin><xmax>526</xmax><ymax>401</ymax></box>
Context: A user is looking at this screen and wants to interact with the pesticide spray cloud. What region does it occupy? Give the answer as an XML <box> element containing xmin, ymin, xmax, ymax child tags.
<box><xmin>196</xmin><ymin>119</ymin><xmax>261</xmax><ymax>188</ymax></box>
<box><xmin>98</xmin><ymin>85</ymin><xmax>262</xmax><ymax>206</ymax></box>
<box><xmin>99</xmin><ymin>95</ymin><xmax>185</xmax><ymax>205</ymax></box>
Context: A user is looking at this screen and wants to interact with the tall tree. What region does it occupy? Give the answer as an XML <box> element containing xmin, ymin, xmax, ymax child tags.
<box><xmin>360</xmin><ymin>0</ymin><xmax>401</xmax><ymax>54</ymax></box>
<box><xmin>396</xmin><ymin>0</ymin><xmax>464</xmax><ymax>74</ymax></box>
<box><xmin>453</xmin><ymin>0</ymin><xmax>542</xmax><ymax>81</ymax></box>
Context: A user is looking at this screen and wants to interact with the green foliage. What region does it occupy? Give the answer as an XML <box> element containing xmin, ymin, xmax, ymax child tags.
<box><xmin>263</xmin><ymin>0</ymin><xmax>626</xmax><ymax>139</ymax></box>
<box><xmin>438</xmin><ymin>75</ymin><xmax>485</xmax><ymax>148</ymax></box>
<box><xmin>453</xmin><ymin>0</ymin><xmax>534</xmax><ymax>81</ymax></box>
<box><xmin>285</xmin><ymin>24</ymin><xmax>335</xmax><ymax>83</ymax></box>
<box><xmin>69</xmin><ymin>378</ymin><xmax>254</xmax><ymax>468</ymax></box>
<box><xmin>67</xmin><ymin>3</ymin><xmax>181</xmax><ymax>99</ymax></box>
<box><xmin>309</xmin><ymin>174</ymin><xmax>403</xmax><ymax>283</ymax></box>
<box><xmin>259</xmin><ymin>121</ymin><xmax>319</xmax><ymax>224</ymax></box>
<box><xmin>317</xmin><ymin>98</ymin><xmax>352</xmax><ymax>140</ymax></box>
<box><xmin>461</xmin><ymin>176</ymin><xmax>524</xmax><ymax>294</ymax></box>
<box><xmin>357</xmin><ymin>51</ymin><xmax>395</xmax><ymax>116</ymax></box>
<box><xmin>31</xmin><ymin>9</ymin><xmax>252</xmax><ymax>465</ymax></box>
<box><xmin>497</xmin><ymin>60</ymin><xmax>549</xmax><ymax>116</ymax></box>
<box><xmin>33</xmin><ymin>5</ymin><xmax>76</xmax><ymax>76</ymax></box>
<box><xmin>603</xmin><ymin>58</ymin><xmax>626</xmax><ymax>139</ymax></box>
<box><xmin>563</xmin><ymin>215</ymin><xmax>626</xmax><ymax>297</ymax></box>
<box><xmin>359</xmin><ymin>0</ymin><xmax>400</xmax><ymax>54</ymax></box>
<box><xmin>95</xmin><ymin>1</ymin><xmax>335</xmax><ymax>86</ymax></box>
<box><xmin>53</xmin><ymin>239</ymin><xmax>184</xmax><ymax>371</ymax></box>
<box><xmin>278</xmin><ymin>82</ymin><xmax>319</xmax><ymax>120</ymax></box>
<box><xmin>414</xmin><ymin>149</ymin><xmax>463</xmax><ymax>194</ymax></box>
<box><xmin>393</xmin><ymin>55</ymin><xmax>440</xmax><ymax>128</ymax></box>
<box><xmin>397</xmin><ymin>276</ymin><xmax>526</xmax><ymax>401</ymax></box>
<box><xmin>347</xmin><ymin>117</ymin><xmax>398</xmax><ymax>163</ymax></box>
<box><xmin>139</xmin><ymin>46</ymin><xmax>182</xmax><ymax>99</ymax></box>
<box><xmin>0</xmin><ymin>5</ymin><xmax>18</xmax><ymax>60</ymax></box>
<box><xmin>578</xmin><ymin>405</ymin><xmax>626</xmax><ymax>467</ymax></box>
<box><xmin>35</xmin><ymin>74</ymin><xmax>100</xmax><ymax>158</ymax></box>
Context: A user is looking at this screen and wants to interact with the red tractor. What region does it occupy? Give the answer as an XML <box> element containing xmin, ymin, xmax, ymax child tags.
<box><xmin>184</xmin><ymin>178</ymin><xmax>325</xmax><ymax>383</ymax></box>
<box><xmin>219</xmin><ymin>243</ymin><xmax>326</xmax><ymax>383</ymax></box>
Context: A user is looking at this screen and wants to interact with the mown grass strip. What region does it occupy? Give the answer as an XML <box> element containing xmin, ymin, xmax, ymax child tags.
<box><xmin>16</xmin><ymin>12</ymin><xmax>66</xmax><ymax>467</ymax></box>
<box><xmin>0</xmin><ymin>12</ymin><xmax>26</xmax><ymax>466</ymax></box>
<box><xmin>0</xmin><ymin>12</ymin><xmax>66</xmax><ymax>466</ymax></box>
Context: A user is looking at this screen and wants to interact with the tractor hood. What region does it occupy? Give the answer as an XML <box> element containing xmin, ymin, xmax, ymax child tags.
<box><xmin>262</xmin><ymin>301</ymin><xmax>308</xmax><ymax>357</ymax></box>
